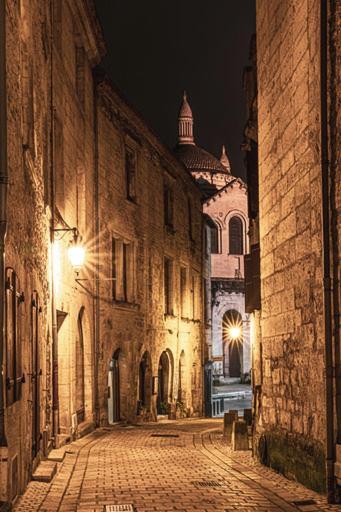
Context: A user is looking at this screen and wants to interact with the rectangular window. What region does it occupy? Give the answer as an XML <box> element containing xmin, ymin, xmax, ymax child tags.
<box><xmin>5</xmin><ymin>269</ymin><xmax>22</xmax><ymax>406</ymax></box>
<box><xmin>164</xmin><ymin>258</ymin><xmax>173</xmax><ymax>315</ymax></box>
<box><xmin>75</xmin><ymin>46</ymin><xmax>85</xmax><ymax>107</ymax></box>
<box><xmin>54</xmin><ymin>116</ymin><xmax>64</xmax><ymax>213</ymax></box>
<box><xmin>191</xmin><ymin>270</ymin><xmax>200</xmax><ymax>320</ymax></box>
<box><xmin>188</xmin><ymin>198</ymin><xmax>193</xmax><ymax>240</ymax></box>
<box><xmin>112</xmin><ymin>238</ymin><xmax>135</xmax><ymax>303</ymax></box>
<box><xmin>180</xmin><ymin>267</ymin><xmax>187</xmax><ymax>318</ymax></box>
<box><xmin>125</xmin><ymin>146</ymin><xmax>137</xmax><ymax>201</ymax></box>
<box><xmin>164</xmin><ymin>184</ymin><xmax>173</xmax><ymax>229</ymax></box>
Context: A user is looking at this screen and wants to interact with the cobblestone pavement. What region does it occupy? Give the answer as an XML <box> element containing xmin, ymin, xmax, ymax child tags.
<box><xmin>14</xmin><ymin>419</ymin><xmax>341</xmax><ymax>512</ymax></box>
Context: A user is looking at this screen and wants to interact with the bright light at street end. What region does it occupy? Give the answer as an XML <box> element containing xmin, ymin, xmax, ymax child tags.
<box><xmin>68</xmin><ymin>243</ymin><xmax>86</xmax><ymax>272</ymax></box>
<box><xmin>228</xmin><ymin>325</ymin><xmax>242</xmax><ymax>340</ymax></box>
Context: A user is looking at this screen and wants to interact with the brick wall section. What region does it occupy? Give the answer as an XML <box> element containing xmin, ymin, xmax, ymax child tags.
<box><xmin>96</xmin><ymin>81</ymin><xmax>203</xmax><ymax>423</ymax></box>
<box><xmin>256</xmin><ymin>0</ymin><xmax>327</xmax><ymax>491</ymax></box>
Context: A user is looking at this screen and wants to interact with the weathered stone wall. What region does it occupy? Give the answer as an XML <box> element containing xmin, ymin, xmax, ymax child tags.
<box><xmin>1</xmin><ymin>0</ymin><xmax>104</xmax><ymax>501</ymax></box>
<box><xmin>96</xmin><ymin>81</ymin><xmax>203</xmax><ymax>424</ymax></box>
<box><xmin>255</xmin><ymin>0</ymin><xmax>326</xmax><ymax>491</ymax></box>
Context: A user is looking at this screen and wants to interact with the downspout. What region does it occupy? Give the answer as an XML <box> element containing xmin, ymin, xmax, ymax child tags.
<box><xmin>50</xmin><ymin>1</ymin><xmax>59</xmax><ymax>443</ymax></box>
<box><xmin>93</xmin><ymin>79</ymin><xmax>100</xmax><ymax>426</ymax></box>
<box><xmin>320</xmin><ymin>0</ymin><xmax>335</xmax><ymax>502</ymax></box>
<box><xmin>0</xmin><ymin>0</ymin><xmax>8</xmax><ymax>447</ymax></box>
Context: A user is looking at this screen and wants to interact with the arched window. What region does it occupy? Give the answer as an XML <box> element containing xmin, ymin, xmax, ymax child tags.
<box><xmin>76</xmin><ymin>308</ymin><xmax>85</xmax><ymax>423</ymax></box>
<box><xmin>229</xmin><ymin>216</ymin><xmax>243</xmax><ymax>254</ymax></box>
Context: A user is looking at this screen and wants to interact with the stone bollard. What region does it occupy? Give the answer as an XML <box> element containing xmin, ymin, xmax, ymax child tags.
<box><xmin>231</xmin><ymin>419</ymin><xmax>249</xmax><ymax>451</ymax></box>
<box><xmin>229</xmin><ymin>409</ymin><xmax>239</xmax><ymax>418</ymax></box>
<box><xmin>243</xmin><ymin>408</ymin><xmax>252</xmax><ymax>426</ymax></box>
<box><xmin>223</xmin><ymin>411</ymin><xmax>238</xmax><ymax>442</ymax></box>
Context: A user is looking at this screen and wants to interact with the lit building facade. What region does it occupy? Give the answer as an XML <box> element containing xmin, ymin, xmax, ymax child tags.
<box><xmin>0</xmin><ymin>1</ymin><xmax>203</xmax><ymax>505</ymax></box>
<box><xmin>175</xmin><ymin>94</ymin><xmax>251</xmax><ymax>383</ymax></box>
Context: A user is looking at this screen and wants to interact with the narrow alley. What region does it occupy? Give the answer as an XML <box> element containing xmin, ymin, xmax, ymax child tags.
<box><xmin>14</xmin><ymin>420</ymin><xmax>340</xmax><ymax>512</ymax></box>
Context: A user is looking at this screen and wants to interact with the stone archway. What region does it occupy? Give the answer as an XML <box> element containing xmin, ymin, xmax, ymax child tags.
<box><xmin>138</xmin><ymin>351</ymin><xmax>152</xmax><ymax>414</ymax></box>
<box><xmin>108</xmin><ymin>349</ymin><xmax>120</xmax><ymax>424</ymax></box>
<box><xmin>157</xmin><ymin>350</ymin><xmax>173</xmax><ymax>414</ymax></box>
<box><xmin>222</xmin><ymin>309</ymin><xmax>243</xmax><ymax>379</ymax></box>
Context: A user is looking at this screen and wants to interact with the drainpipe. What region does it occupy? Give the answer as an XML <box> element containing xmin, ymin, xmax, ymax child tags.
<box><xmin>0</xmin><ymin>0</ymin><xmax>8</xmax><ymax>447</ymax></box>
<box><xmin>93</xmin><ymin>79</ymin><xmax>100</xmax><ymax>427</ymax></box>
<box><xmin>320</xmin><ymin>0</ymin><xmax>335</xmax><ymax>503</ymax></box>
<box><xmin>50</xmin><ymin>1</ymin><xmax>59</xmax><ymax>443</ymax></box>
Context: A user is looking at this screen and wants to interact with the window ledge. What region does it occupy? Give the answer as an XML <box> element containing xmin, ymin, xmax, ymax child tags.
<box><xmin>165</xmin><ymin>225</ymin><xmax>176</xmax><ymax>235</ymax></box>
<box><xmin>164</xmin><ymin>313</ymin><xmax>176</xmax><ymax>319</ymax></box>
<box><xmin>112</xmin><ymin>300</ymin><xmax>139</xmax><ymax>311</ymax></box>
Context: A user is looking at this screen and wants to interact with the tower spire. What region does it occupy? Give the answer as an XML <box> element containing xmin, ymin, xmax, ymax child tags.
<box><xmin>220</xmin><ymin>145</ymin><xmax>231</xmax><ymax>173</ymax></box>
<box><xmin>178</xmin><ymin>91</ymin><xmax>194</xmax><ymax>145</ymax></box>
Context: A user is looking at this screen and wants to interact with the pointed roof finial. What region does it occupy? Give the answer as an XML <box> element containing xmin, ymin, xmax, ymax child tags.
<box><xmin>220</xmin><ymin>145</ymin><xmax>231</xmax><ymax>173</ymax></box>
<box><xmin>178</xmin><ymin>91</ymin><xmax>194</xmax><ymax>145</ymax></box>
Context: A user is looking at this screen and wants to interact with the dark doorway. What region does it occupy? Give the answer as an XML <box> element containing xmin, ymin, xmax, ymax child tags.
<box><xmin>31</xmin><ymin>291</ymin><xmax>40</xmax><ymax>458</ymax></box>
<box><xmin>229</xmin><ymin>341</ymin><xmax>241</xmax><ymax>377</ymax></box>
<box><xmin>138</xmin><ymin>351</ymin><xmax>152</xmax><ymax>413</ymax></box>
<box><xmin>76</xmin><ymin>308</ymin><xmax>85</xmax><ymax>423</ymax></box>
<box><xmin>108</xmin><ymin>349</ymin><xmax>120</xmax><ymax>423</ymax></box>
<box><xmin>157</xmin><ymin>351</ymin><xmax>170</xmax><ymax>414</ymax></box>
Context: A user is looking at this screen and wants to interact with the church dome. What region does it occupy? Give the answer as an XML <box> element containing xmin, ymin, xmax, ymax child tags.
<box><xmin>175</xmin><ymin>144</ymin><xmax>228</xmax><ymax>174</ymax></box>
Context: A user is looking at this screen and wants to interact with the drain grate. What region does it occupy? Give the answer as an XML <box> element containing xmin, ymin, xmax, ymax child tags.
<box><xmin>292</xmin><ymin>499</ymin><xmax>317</xmax><ymax>507</ymax></box>
<box><xmin>104</xmin><ymin>506</ymin><xmax>135</xmax><ymax>512</ymax></box>
<box><xmin>192</xmin><ymin>480</ymin><xmax>223</xmax><ymax>488</ymax></box>
<box><xmin>150</xmin><ymin>433</ymin><xmax>179</xmax><ymax>438</ymax></box>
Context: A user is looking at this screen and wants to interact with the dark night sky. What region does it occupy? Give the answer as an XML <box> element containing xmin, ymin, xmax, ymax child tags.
<box><xmin>94</xmin><ymin>1</ymin><xmax>255</xmax><ymax>180</ymax></box>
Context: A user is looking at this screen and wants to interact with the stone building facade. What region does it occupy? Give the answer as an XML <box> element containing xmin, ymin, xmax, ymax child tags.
<box><xmin>0</xmin><ymin>1</ymin><xmax>203</xmax><ymax>505</ymax></box>
<box><xmin>250</xmin><ymin>0</ymin><xmax>341</xmax><ymax>500</ymax></box>
<box><xmin>175</xmin><ymin>94</ymin><xmax>251</xmax><ymax>383</ymax></box>
<box><xmin>94</xmin><ymin>77</ymin><xmax>203</xmax><ymax>424</ymax></box>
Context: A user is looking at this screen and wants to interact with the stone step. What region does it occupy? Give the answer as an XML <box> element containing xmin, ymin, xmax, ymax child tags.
<box><xmin>32</xmin><ymin>461</ymin><xmax>57</xmax><ymax>482</ymax></box>
<box><xmin>47</xmin><ymin>447</ymin><xmax>66</xmax><ymax>462</ymax></box>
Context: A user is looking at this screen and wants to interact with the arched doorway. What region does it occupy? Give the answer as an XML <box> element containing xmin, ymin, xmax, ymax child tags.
<box><xmin>108</xmin><ymin>349</ymin><xmax>120</xmax><ymax>424</ymax></box>
<box><xmin>76</xmin><ymin>308</ymin><xmax>85</xmax><ymax>423</ymax></box>
<box><xmin>157</xmin><ymin>351</ymin><xmax>173</xmax><ymax>414</ymax></box>
<box><xmin>138</xmin><ymin>351</ymin><xmax>152</xmax><ymax>413</ymax></box>
<box><xmin>222</xmin><ymin>309</ymin><xmax>243</xmax><ymax>378</ymax></box>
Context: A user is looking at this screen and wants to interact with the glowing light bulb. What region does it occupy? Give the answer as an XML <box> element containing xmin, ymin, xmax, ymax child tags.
<box><xmin>68</xmin><ymin>242</ymin><xmax>85</xmax><ymax>271</ymax></box>
<box><xmin>229</xmin><ymin>326</ymin><xmax>242</xmax><ymax>340</ymax></box>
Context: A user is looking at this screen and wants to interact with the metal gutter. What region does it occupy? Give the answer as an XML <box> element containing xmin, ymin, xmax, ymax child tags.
<box><xmin>0</xmin><ymin>0</ymin><xmax>8</xmax><ymax>447</ymax></box>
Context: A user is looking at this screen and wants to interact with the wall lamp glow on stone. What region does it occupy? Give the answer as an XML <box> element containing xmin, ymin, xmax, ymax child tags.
<box><xmin>52</xmin><ymin>227</ymin><xmax>86</xmax><ymax>274</ymax></box>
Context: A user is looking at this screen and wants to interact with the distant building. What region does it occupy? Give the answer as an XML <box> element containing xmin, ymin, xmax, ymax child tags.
<box><xmin>175</xmin><ymin>93</ymin><xmax>250</xmax><ymax>383</ymax></box>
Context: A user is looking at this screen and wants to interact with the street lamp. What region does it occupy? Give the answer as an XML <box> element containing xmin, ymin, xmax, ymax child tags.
<box><xmin>67</xmin><ymin>231</ymin><xmax>86</xmax><ymax>272</ymax></box>
<box><xmin>52</xmin><ymin>227</ymin><xmax>86</xmax><ymax>274</ymax></box>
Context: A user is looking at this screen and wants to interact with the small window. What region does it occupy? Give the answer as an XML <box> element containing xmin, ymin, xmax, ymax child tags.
<box><xmin>229</xmin><ymin>216</ymin><xmax>243</xmax><ymax>255</ymax></box>
<box><xmin>164</xmin><ymin>184</ymin><xmax>174</xmax><ymax>229</ymax></box>
<box><xmin>211</xmin><ymin>223</ymin><xmax>219</xmax><ymax>254</ymax></box>
<box><xmin>164</xmin><ymin>258</ymin><xmax>173</xmax><ymax>315</ymax></box>
<box><xmin>187</xmin><ymin>198</ymin><xmax>193</xmax><ymax>240</ymax></box>
<box><xmin>180</xmin><ymin>267</ymin><xmax>187</xmax><ymax>318</ymax></box>
<box><xmin>112</xmin><ymin>238</ymin><xmax>135</xmax><ymax>303</ymax></box>
<box><xmin>125</xmin><ymin>146</ymin><xmax>137</xmax><ymax>201</ymax></box>
<box><xmin>5</xmin><ymin>269</ymin><xmax>23</xmax><ymax>406</ymax></box>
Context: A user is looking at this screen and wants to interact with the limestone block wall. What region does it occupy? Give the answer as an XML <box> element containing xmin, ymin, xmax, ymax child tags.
<box><xmin>95</xmin><ymin>80</ymin><xmax>204</xmax><ymax>424</ymax></box>
<box><xmin>1</xmin><ymin>0</ymin><xmax>104</xmax><ymax>501</ymax></box>
<box><xmin>255</xmin><ymin>0</ymin><xmax>332</xmax><ymax>492</ymax></box>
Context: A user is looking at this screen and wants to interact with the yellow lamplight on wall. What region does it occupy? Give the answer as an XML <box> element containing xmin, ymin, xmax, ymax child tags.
<box><xmin>52</xmin><ymin>227</ymin><xmax>86</xmax><ymax>275</ymax></box>
<box><xmin>67</xmin><ymin>234</ymin><xmax>86</xmax><ymax>272</ymax></box>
